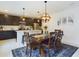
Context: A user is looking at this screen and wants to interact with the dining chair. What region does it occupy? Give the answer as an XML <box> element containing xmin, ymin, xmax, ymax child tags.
<box><xmin>41</xmin><ymin>33</ymin><xmax>55</xmax><ymax>56</ymax></box>
<box><xmin>22</xmin><ymin>32</ymin><xmax>41</xmax><ymax>56</ymax></box>
<box><xmin>54</xmin><ymin>30</ymin><xmax>64</xmax><ymax>50</ymax></box>
<box><xmin>22</xmin><ymin>32</ymin><xmax>32</xmax><ymax>56</ymax></box>
<box><xmin>41</xmin><ymin>30</ymin><xmax>64</xmax><ymax>56</ymax></box>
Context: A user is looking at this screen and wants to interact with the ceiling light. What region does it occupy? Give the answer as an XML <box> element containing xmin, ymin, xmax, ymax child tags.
<box><xmin>22</xmin><ymin>8</ymin><xmax>26</xmax><ymax>21</ymax></box>
<box><xmin>4</xmin><ymin>10</ymin><xmax>8</xmax><ymax>12</ymax></box>
<box><xmin>41</xmin><ymin>1</ymin><xmax>51</xmax><ymax>23</ymax></box>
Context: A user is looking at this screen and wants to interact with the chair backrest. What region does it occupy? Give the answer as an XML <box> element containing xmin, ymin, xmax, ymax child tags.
<box><xmin>22</xmin><ymin>32</ymin><xmax>30</xmax><ymax>44</ymax></box>
<box><xmin>55</xmin><ymin>29</ymin><xmax>63</xmax><ymax>39</ymax></box>
<box><xmin>50</xmin><ymin>32</ymin><xmax>55</xmax><ymax>37</ymax></box>
<box><xmin>54</xmin><ymin>29</ymin><xmax>64</xmax><ymax>49</ymax></box>
<box><xmin>48</xmin><ymin>33</ymin><xmax>55</xmax><ymax>48</ymax></box>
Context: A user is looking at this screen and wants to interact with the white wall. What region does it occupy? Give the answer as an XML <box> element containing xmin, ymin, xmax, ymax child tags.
<box><xmin>43</xmin><ymin>6</ymin><xmax>79</xmax><ymax>47</ymax></box>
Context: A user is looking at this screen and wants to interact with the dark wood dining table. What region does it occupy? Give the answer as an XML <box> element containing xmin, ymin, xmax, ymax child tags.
<box><xmin>31</xmin><ymin>34</ymin><xmax>51</xmax><ymax>56</ymax></box>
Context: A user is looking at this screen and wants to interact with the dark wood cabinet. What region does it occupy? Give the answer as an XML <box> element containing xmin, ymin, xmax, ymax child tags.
<box><xmin>0</xmin><ymin>30</ymin><xmax>16</xmax><ymax>40</ymax></box>
<box><xmin>0</xmin><ymin>13</ymin><xmax>42</xmax><ymax>26</ymax></box>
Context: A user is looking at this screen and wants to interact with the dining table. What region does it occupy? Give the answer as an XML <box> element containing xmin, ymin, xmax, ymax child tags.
<box><xmin>31</xmin><ymin>33</ymin><xmax>51</xmax><ymax>57</ymax></box>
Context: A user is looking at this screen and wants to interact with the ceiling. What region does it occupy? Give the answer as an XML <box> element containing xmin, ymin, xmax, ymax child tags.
<box><xmin>0</xmin><ymin>1</ymin><xmax>79</xmax><ymax>18</ymax></box>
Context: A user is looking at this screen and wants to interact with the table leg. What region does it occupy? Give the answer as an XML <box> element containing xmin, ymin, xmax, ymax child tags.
<box><xmin>40</xmin><ymin>48</ymin><xmax>46</xmax><ymax>57</ymax></box>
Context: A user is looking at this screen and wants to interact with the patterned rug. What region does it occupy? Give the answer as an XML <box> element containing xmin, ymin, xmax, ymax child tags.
<box><xmin>12</xmin><ymin>44</ymin><xmax>78</xmax><ymax>57</ymax></box>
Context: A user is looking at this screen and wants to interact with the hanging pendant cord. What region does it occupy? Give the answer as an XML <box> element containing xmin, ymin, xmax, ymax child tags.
<box><xmin>23</xmin><ymin>8</ymin><xmax>25</xmax><ymax>18</ymax></box>
<box><xmin>44</xmin><ymin>1</ymin><xmax>47</xmax><ymax>16</ymax></box>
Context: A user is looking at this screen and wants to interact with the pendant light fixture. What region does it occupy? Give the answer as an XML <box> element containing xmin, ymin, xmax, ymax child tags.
<box><xmin>41</xmin><ymin>1</ymin><xmax>51</xmax><ymax>22</ymax></box>
<box><xmin>22</xmin><ymin>8</ymin><xmax>25</xmax><ymax>21</ymax></box>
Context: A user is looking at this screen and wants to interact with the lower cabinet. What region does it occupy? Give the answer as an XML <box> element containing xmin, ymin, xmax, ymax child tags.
<box><xmin>0</xmin><ymin>30</ymin><xmax>16</xmax><ymax>40</ymax></box>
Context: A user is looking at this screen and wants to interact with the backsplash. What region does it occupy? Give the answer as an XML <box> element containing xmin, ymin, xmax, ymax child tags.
<box><xmin>0</xmin><ymin>25</ymin><xmax>33</xmax><ymax>30</ymax></box>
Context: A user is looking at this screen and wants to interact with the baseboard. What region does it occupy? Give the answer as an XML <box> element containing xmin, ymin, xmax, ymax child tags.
<box><xmin>62</xmin><ymin>41</ymin><xmax>79</xmax><ymax>47</ymax></box>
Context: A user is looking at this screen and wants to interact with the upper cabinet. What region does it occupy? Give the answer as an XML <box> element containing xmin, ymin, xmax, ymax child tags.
<box><xmin>0</xmin><ymin>13</ymin><xmax>42</xmax><ymax>26</ymax></box>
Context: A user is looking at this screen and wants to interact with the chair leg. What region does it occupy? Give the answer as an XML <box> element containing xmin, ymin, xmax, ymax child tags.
<box><xmin>26</xmin><ymin>44</ymin><xmax>29</xmax><ymax>56</ymax></box>
<box><xmin>26</xmin><ymin>44</ymin><xmax>32</xmax><ymax>57</ymax></box>
<box><xmin>39</xmin><ymin>44</ymin><xmax>41</xmax><ymax>56</ymax></box>
<box><xmin>29</xmin><ymin>46</ymin><xmax>32</xmax><ymax>57</ymax></box>
<box><xmin>48</xmin><ymin>48</ymin><xmax>50</xmax><ymax>57</ymax></box>
<box><xmin>26</xmin><ymin>46</ymin><xmax>28</xmax><ymax>55</ymax></box>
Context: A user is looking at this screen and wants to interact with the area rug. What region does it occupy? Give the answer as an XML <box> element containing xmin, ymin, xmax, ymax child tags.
<box><xmin>12</xmin><ymin>44</ymin><xmax>78</xmax><ymax>57</ymax></box>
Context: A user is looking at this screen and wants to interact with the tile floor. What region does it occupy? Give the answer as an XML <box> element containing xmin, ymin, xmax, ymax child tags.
<box><xmin>0</xmin><ymin>39</ymin><xmax>79</xmax><ymax>57</ymax></box>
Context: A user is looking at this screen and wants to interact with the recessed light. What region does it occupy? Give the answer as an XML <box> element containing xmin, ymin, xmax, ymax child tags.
<box><xmin>4</xmin><ymin>10</ymin><xmax>8</xmax><ymax>12</ymax></box>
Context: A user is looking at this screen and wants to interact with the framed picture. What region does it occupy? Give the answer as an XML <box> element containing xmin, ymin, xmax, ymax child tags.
<box><xmin>57</xmin><ymin>19</ymin><xmax>61</xmax><ymax>26</ymax></box>
<box><xmin>68</xmin><ymin>16</ymin><xmax>74</xmax><ymax>23</ymax></box>
<box><xmin>62</xmin><ymin>17</ymin><xmax>67</xmax><ymax>24</ymax></box>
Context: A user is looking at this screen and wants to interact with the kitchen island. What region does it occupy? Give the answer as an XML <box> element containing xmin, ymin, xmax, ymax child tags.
<box><xmin>16</xmin><ymin>30</ymin><xmax>42</xmax><ymax>47</ymax></box>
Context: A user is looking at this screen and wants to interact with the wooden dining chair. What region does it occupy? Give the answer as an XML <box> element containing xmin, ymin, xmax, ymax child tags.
<box><xmin>22</xmin><ymin>32</ymin><xmax>42</xmax><ymax>56</ymax></box>
<box><xmin>41</xmin><ymin>30</ymin><xmax>64</xmax><ymax>56</ymax></box>
<box><xmin>54</xmin><ymin>30</ymin><xmax>64</xmax><ymax>50</ymax></box>
<box><xmin>41</xmin><ymin>33</ymin><xmax>55</xmax><ymax>56</ymax></box>
<box><xmin>22</xmin><ymin>32</ymin><xmax>32</xmax><ymax>56</ymax></box>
